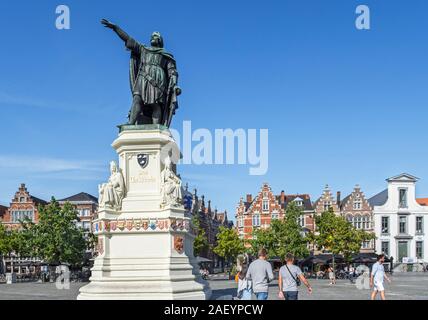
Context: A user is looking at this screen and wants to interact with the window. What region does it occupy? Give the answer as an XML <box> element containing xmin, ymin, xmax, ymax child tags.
<box><xmin>399</xmin><ymin>216</ymin><xmax>407</xmax><ymax>234</ymax></box>
<box><xmin>353</xmin><ymin>198</ymin><xmax>362</xmax><ymax>210</ymax></box>
<box><xmin>381</xmin><ymin>241</ymin><xmax>390</xmax><ymax>256</ymax></box>
<box><xmin>399</xmin><ymin>188</ymin><xmax>408</xmax><ymax>208</ymax></box>
<box><xmin>262</xmin><ymin>200</ymin><xmax>269</xmax><ymax>212</ymax></box>
<box><xmin>295</xmin><ymin>200</ymin><xmax>303</xmax><ymax>207</ymax></box>
<box><xmin>323</xmin><ymin>201</ymin><xmax>331</xmax><ymax>211</ymax></box>
<box><xmin>416</xmin><ymin>216</ymin><xmax>424</xmax><ymax>234</ymax></box>
<box><xmin>362</xmin><ymin>241</ymin><xmax>371</xmax><ymax>249</ymax></box>
<box><xmin>298</xmin><ymin>215</ymin><xmax>305</xmax><ymax>227</ymax></box>
<box><xmin>381</xmin><ymin>217</ymin><xmax>389</xmax><ymax>234</ymax></box>
<box><xmin>82</xmin><ymin>221</ymin><xmax>91</xmax><ymax>231</ymax></box>
<box><xmin>19</xmin><ymin>197</ymin><xmax>25</xmax><ymax>203</ymax></box>
<box><xmin>11</xmin><ymin>210</ymin><xmax>34</xmax><ymax>222</ymax></box>
<box><xmin>416</xmin><ymin>241</ymin><xmax>423</xmax><ymax>259</ymax></box>
<box><xmin>351</xmin><ymin>215</ymin><xmax>362</xmax><ymax>229</ymax></box>
<box><xmin>239</xmin><ymin>217</ymin><xmax>244</xmax><ymax>228</ymax></box>
<box><xmin>271</xmin><ymin>213</ymin><xmax>279</xmax><ymax>220</ymax></box>
<box><xmin>79</xmin><ymin>209</ymin><xmax>90</xmax><ymax>217</ymax></box>
<box><xmin>362</xmin><ymin>216</ymin><xmax>371</xmax><ymax>229</ymax></box>
<box><xmin>252</xmin><ymin>214</ymin><xmax>260</xmax><ymax>227</ymax></box>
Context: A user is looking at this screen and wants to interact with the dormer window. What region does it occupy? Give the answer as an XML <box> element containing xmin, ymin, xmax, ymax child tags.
<box><xmin>294</xmin><ymin>199</ymin><xmax>303</xmax><ymax>207</ymax></box>
<box><xmin>399</xmin><ymin>188</ymin><xmax>408</xmax><ymax>208</ymax></box>
<box><xmin>19</xmin><ymin>197</ymin><xmax>25</xmax><ymax>203</ymax></box>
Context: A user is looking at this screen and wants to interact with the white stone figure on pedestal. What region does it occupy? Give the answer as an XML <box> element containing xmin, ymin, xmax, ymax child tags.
<box><xmin>98</xmin><ymin>161</ymin><xmax>126</xmax><ymax>211</ymax></box>
<box><xmin>160</xmin><ymin>155</ymin><xmax>182</xmax><ymax>208</ymax></box>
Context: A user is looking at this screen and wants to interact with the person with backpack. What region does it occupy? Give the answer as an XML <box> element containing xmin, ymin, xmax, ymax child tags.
<box><xmin>236</xmin><ymin>263</ymin><xmax>253</xmax><ymax>300</ymax></box>
<box><xmin>278</xmin><ymin>253</ymin><xmax>313</xmax><ymax>300</ymax></box>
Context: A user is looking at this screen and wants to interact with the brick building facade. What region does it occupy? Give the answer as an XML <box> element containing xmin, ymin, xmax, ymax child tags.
<box><xmin>235</xmin><ymin>183</ymin><xmax>315</xmax><ymax>244</ymax></box>
<box><xmin>313</xmin><ymin>185</ymin><xmax>340</xmax><ymax>216</ymax></box>
<box><xmin>58</xmin><ymin>192</ymin><xmax>98</xmax><ymax>233</ymax></box>
<box><xmin>340</xmin><ymin>185</ymin><xmax>375</xmax><ymax>252</ymax></box>
<box><xmin>1</xmin><ymin>184</ymin><xmax>47</xmax><ymax>230</ymax></box>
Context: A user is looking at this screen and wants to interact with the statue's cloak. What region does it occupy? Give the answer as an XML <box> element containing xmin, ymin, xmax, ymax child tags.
<box><xmin>129</xmin><ymin>46</ymin><xmax>178</xmax><ymax>126</ymax></box>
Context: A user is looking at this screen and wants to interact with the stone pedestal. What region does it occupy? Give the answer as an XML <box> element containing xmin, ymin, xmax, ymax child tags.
<box><xmin>78</xmin><ymin>125</ymin><xmax>211</xmax><ymax>300</ymax></box>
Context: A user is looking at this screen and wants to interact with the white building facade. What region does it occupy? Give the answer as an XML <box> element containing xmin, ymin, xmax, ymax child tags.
<box><xmin>371</xmin><ymin>174</ymin><xmax>428</xmax><ymax>264</ymax></box>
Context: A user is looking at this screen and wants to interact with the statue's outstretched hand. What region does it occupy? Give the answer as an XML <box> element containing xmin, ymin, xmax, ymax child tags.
<box><xmin>101</xmin><ymin>19</ymin><xmax>116</xmax><ymax>29</ymax></box>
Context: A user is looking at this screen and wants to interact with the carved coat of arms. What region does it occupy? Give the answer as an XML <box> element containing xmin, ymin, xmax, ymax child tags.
<box><xmin>137</xmin><ymin>154</ymin><xmax>149</xmax><ymax>169</ymax></box>
<box><xmin>174</xmin><ymin>236</ymin><xmax>184</xmax><ymax>254</ymax></box>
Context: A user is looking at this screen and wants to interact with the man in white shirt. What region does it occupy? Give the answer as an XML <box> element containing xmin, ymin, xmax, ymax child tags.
<box><xmin>370</xmin><ymin>254</ymin><xmax>391</xmax><ymax>300</ymax></box>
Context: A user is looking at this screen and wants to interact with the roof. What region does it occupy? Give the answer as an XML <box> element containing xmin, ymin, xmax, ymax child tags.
<box><xmin>417</xmin><ymin>198</ymin><xmax>428</xmax><ymax>206</ymax></box>
<box><xmin>30</xmin><ymin>196</ymin><xmax>48</xmax><ymax>206</ymax></box>
<box><xmin>339</xmin><ymin>194</ymin><xmax>352</xmax><ymax>209</ymax></box>
<box><xmin>282</xmin><ymin>194</ymin><xmax>314</xmax><ymax>211</ymax></box>
<box><xmin>0</xmin><ymin>205</ymin><xmax>7</xmax><ymax>218</ymax></box>
<box><xmin>368</xmin><ymin>189</ymin><xmax>388</xmax><ymax>207</ymax></box>
<box><xmin>58</xmin><ymin>192</ymin><xmax>98</xmax><ymax>203</ymax></box>
<box><xmin>387</xmin><ymin>173</ymin><xmax>419</xmax><ymax>182</ymax></box>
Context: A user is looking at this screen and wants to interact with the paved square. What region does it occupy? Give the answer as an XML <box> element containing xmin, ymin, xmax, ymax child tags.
<box><xmin>0</xmin><ymin>273</ymin><xmax>427</xmax><ymax>300</ymax></box>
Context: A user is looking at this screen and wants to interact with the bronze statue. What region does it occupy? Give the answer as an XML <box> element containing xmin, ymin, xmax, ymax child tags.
<box><xmin>101</xmin><ymin>19</ymin><xmax>181</xmax><ymax>127</ymax></box>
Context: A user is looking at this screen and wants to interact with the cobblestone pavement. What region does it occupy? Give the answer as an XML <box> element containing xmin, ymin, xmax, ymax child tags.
<box><xmin>0</xmin><ymin>273</ymin><xmax>427</xmax><ymax>300</ymax></box>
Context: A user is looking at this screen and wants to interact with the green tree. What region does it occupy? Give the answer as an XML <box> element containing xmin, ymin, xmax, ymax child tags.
<box><xmin>31</xmin><ymin>199</ymin><xmax>87</xmax><ymax>266</ymax></box>
<box><xmin>213</xmin><ymin>226</ymin><xmax>245</xmax><ymax>264</ymax></box>
<box><xmin>311</xmin><ymin>208</ymin><xmax>375</xmax><ymax>269</ymax></box>
<box><xmin>0</xmin><ymin>224</ymin><xmax>13</xmax><ymax>257</ymax></box>
<box><xmin>192</xmin><ymin>215</ymin><xmax>209</xmax><ymax>257</ymax></box>
<box><xmin>250</xmin><ymin>202</ymin><xmax>309</xmax><ymax>260</ymax></box>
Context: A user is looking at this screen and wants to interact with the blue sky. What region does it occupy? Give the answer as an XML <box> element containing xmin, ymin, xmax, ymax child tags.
<box><xmin>1</xmin><ymin>0</ymin><xmax>428</xmax><ymax>217</ymax></box>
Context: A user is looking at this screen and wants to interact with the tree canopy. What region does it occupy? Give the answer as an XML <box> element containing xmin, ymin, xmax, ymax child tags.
<box><xmin>192</xmin><ymin>214</ymin><xmax>209</xmax><ymax>257</ymax></box>
<box><xmin>213</xmin><ymin>226</ymin><xmax>245</xmax><ymax>263</ymax></box>
<box><xmin>250</xmin><ymin>202</ymin><xmax>309</xmax><ymax>259</ymax></box>
<box><xmin>311</xmin><ymin>208</ymin><xmax>376</xmax><ymax>262</ymax></box>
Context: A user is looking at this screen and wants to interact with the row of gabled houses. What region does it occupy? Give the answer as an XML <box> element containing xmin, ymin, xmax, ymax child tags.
<box><xmin>236</xmin><ymin>173</ymin><xmax>428</xmax><ymax>264</ymax></box>
<box><xmin>0</xmin><ymin>184</ymin><xmax>98</xmax><ymax>232</ymax></box>
<box><xmin>0</xmin><ymin>183</ymin><xmax>233</xmax><ymax>273</ymax></box>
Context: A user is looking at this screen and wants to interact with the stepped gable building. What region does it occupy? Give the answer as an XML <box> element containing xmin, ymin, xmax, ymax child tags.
<box><xmin>235</xmin><ymin>183</ymin><xmax>315</xmax><ymax>242</ymax></box>
<box><xmin>370</xmin><ymin>173</ymin><xmax>428</xmax><ymax>264</ymax></box>
<box><xmin>58</xmin><ymin>192</ymin><xmax>98</xmax><ymax>233</ymax></box>
<box><xmin>236</xmin><ymin>183</ymin><xmax>283</xmax><ymax>241</ymax></box>
<box><xmin>313</xmin><ymin>185</ymin><xmax>340</xmax><ymax>216</ymax></box>
<box><xmin>1</xmin><ymin>184</ymin><xmax>48</xmax><ymax>230</ymax></box>
<box><xmin>340</xmin><ymin>185</ymin><xmax>375</xmax><ymax>252</ymax></box>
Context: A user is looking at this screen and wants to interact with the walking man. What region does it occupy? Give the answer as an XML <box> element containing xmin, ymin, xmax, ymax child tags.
<box><xmin>246</xmin><ymin>248</ymin><xmax>274</xmax><ymax>300</ymax></box>
<box><xmin>278</xmin><ymin>253</ymin><xmax>312</xmax><ymax>300</ymax></box>
<box><xmin>370</xmin><ymin>254</ymin><xmax>392</xmax><ymax>300</ymax></box>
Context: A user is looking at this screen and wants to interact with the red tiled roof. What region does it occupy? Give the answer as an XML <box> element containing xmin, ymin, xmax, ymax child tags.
<box><xmin>417</xmin><ymin>198</ymin><xmax>428</xmax><ymax>206</ymax></box>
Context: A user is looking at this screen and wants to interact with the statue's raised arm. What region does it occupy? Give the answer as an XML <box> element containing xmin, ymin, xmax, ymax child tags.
<box><xmin>101</xmin><ymin>19</ymin><xmax>132</xmax><ymax>43</ymax></box>
<box><xmin>101</xmin><ymin>19</ymin><xmax>180</xmax><ymax>127</ymax></box>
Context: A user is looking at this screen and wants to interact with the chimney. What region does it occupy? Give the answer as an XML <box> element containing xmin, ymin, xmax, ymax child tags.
<box><xmin>246</xmin><ymin>194</ymin><xmax>253</xmax><ymax>203</ymax></box>
<box><xmin>337</xmin><ymin>191</ymin><xmax>341</xmax><ymax>206</ymax></box>
<box><xmin>280</xmin><ymin>190</ymin><xmax>285</xmax><ymax>204</ymax></box>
